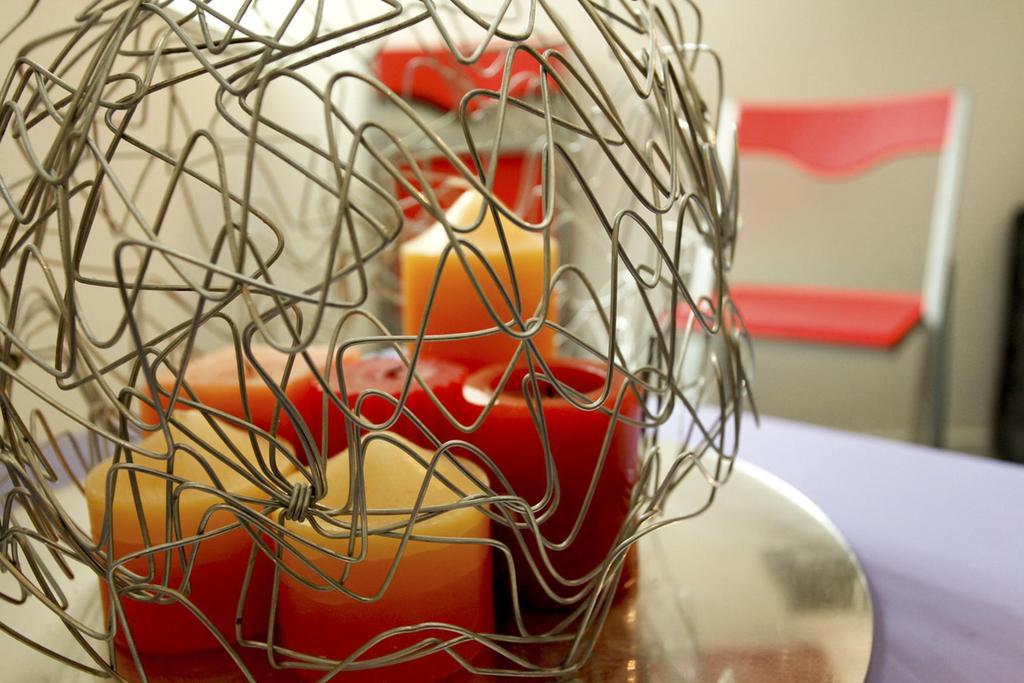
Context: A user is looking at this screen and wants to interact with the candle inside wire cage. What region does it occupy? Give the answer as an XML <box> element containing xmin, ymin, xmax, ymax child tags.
<box><xmin>0</xmin><ymin>1</ymin><xmax>747</xmax><ymax>680</ymax></box>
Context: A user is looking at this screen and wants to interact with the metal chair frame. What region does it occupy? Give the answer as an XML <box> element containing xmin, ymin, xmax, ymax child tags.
<box><xmin>717</xmin><ymin>90</ymin><xmax>971</xmax><ymax>446</ymax></box>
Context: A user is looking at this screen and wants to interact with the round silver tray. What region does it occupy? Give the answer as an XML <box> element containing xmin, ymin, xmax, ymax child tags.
<box><xmin>572</xmin><ymin>459</ymin><xmax>875</xmax><ymax>682</ymax></box>
<box><xmin>3</xmin><ymin>461</ymin><xmax>872</xmax><ymax>682</ymax></box>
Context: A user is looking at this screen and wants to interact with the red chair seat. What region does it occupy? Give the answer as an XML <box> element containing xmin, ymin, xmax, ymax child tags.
<box><xmin>729</xmin><ymin>285</ymin><xmax>922</xmax><ymax>348</ymax></box>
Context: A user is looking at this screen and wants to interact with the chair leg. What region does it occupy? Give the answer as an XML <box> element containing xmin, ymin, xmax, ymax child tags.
<box><xmin>924</xmin><ymin>323</ymin><xmax>950</xmax><ymax>447</ymax></box>
<box><xmin>915</xmin><ymin>291</ymin><xmax>953</xmax><ymax>447</ymax></box>
<box><xmin>914</xmin><ymin>255</ymin><xmax>954</xmax><ymax>447</ymax></box>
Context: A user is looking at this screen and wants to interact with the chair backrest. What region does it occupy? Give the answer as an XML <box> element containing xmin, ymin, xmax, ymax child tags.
<box><xmin>717</xmin><ymin>90</ymin><xmax>970</xmax><ymax>331</ymax></box>
<box><xmin>374</xmin><ymin>42</ymin><xmax>562</xmax><ymax>112</ymax></box>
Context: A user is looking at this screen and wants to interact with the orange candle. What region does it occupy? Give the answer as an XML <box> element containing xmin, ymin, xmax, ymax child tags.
<box><xmin>400</xmin><ymin>189</ymin><xmax>558</xmax><ymax>369</ymax></box>
<box><xmin>139</xmin><ymin>344</ymin><xmax>359</xmax><ymax>460</ymax></box>
<box><xmin>85</xmin><ymin>411</ymin><xmax>293</xmax><ymax>654</ymax></box>
<box><xmin>275</xmin><ymin>433</ymin><xmax>493</xmax><ymax>681</ymax></box>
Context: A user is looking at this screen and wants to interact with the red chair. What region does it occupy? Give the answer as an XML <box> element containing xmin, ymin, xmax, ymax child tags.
<box><xmin>373</xmin><ymin>41</ymin><xmax>561</xmax><ymax>224</ymax></box>
<box><xmin>717</xmin><ymin>90</ymin><xmax>970</xmax><ymax>446</ymax></box>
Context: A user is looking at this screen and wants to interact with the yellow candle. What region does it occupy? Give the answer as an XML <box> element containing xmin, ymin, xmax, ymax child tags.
<box><xmin>275</xmin><ymin>433</ymin><xmax>493</xmax><ymax>681</ymax></box>
<box><xmin>400</xmin><ymin>189</ymin><xmax>559</xmax><ymax>369</ymax></box>
<box><xmin>85</xmin><ymin>411</ymin><xmax>293</xmax><ymax>654</ymax></box>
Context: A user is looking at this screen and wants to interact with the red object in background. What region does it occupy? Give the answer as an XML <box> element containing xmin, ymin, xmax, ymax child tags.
<box><xmin>395</xmin><ymin>153</ymin><xmax>544</xmax><ymax>225</ymax></box>
<box><xmin>379</xmin><ymin>42</ymin><xmax>557</xmax><ymax>227</ymax></box>
<box><xmin>374</xmin><ymin>44</ymin><xmax>559</xmax><ymax>112</ymax></box>
<box><xmin>291</xmin><ymin>356</ymin><xmax>469</xmax><ymax>458</ymax></box>
<box><xmin>461</xmin><ymin>359</ymin><xmax>641</xmax><ymax>609</ymax></box>
<box><xmin>736</xmin><ymin>91</ymin><xmax>952</xmax><ymax>177</ymax></box>
<box><xmin>730</xmin><ymin>285</ymin><xmax>922</xmax><ymax>348</ymax></box>
<box><xmin>727</xmin><ymin>90</ymin><xmax>961</xmax><ymax>352</ymax></box>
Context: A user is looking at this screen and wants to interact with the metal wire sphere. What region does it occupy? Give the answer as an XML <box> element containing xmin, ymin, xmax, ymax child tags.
<box><xmin>0</xmin><ymin>1</ymin><xmax>749</xmax><ymax>680</ymax></box>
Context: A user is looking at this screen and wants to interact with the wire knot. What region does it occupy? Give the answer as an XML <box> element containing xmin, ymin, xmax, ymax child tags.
<box><xmin>284</xmin><ymin>482</ymin><xmax>313</xmax><ymax>523</ymax></box>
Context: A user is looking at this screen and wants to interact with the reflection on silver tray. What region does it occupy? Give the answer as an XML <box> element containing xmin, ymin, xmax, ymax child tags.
<box><xmin>570</xmin><ymin>459</ymin><xmax>874</xmax><ymax>683</ymax></box>
<box><xmin>2</xmin><ymin>461</ymin><xmax>872</xmax><ymax>682</ymax></box>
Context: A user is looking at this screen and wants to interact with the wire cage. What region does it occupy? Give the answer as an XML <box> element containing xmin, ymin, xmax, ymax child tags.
<box><xmin>0</xmin><ymin>1</ymin><xmax>748</xmax><ymax>680</ymax></box>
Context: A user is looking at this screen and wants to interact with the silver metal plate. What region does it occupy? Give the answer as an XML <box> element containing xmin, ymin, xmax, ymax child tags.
<box><xmin>2</xmin><ymin>460</ymin><xmax>872</xmax><ymax>682</ymax></box>
<box><xmin>572</xmin><ymin>459</ymin><xmax>874</xmax><ymax>683</ymax></box>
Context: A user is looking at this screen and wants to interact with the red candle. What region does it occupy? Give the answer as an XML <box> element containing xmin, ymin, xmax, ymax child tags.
<box><xmin>274</xmin><ymin>433</ymin><xmax>493</xmax><ymax>682</ymax></box>
<box><xmin>84</xmin><ymin>413</ymin><xmax>291</xmax><ymax>654</ymax></box>
<box><xmin>112</xmin><ymin>642</ymin><xmax>293</xmax><ymax>682</ymax></box>
<box><xmin>139</xmin><ymin>344</ymin><xmax>359</xmax><ymax>459</ymax></box>
<box><xmin>461</xmin><ymin>358</ymin><xmax>641</xmax><ymax>609</ymax></box>
<box><xmin>290</xmin><ymin>355</ymin><xmax>468</xmax><ymax>457</ymax></box>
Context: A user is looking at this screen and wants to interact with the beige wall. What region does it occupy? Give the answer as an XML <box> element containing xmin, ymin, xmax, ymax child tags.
<box><xmin>3</xmin><ymin>1</ymin><xmax>1020</xmax><ymax>452</ymax></box>
<box><xmin>697</xmin><ymin>1</ymin><xmax>1024</xmax><ymax>453</ymax></box>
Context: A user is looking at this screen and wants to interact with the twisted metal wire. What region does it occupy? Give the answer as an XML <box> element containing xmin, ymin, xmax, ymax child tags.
<box><xmin>0</xmin><ymin>0</ymin><xmax>750</xmax><ymax>679</ymax></box>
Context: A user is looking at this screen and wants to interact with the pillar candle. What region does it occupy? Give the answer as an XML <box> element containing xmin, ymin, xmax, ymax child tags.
<box><xmin>112</xmin><ymin>643</ymin><xmax>291</xmax><ymax>682</ymax></box>
<box><xmin>400</xmin><ymin>189</ymin><xmax>559</xmax><ymax>370</ymax></box>
<box><xmin>275</xmin><ymin>433</ymin><xmax>493</xmax><ymax>682</ymax></box>
<box><xmin>461</xmin><ymin>358</ymin><xmax>640</xmax><ymax>609</ymax></box>
<box><xmin>85</xmin><ymin>411</ymin><xmax>293</xmax><ymax>654</ymax></box>
<box><xmin>292</xmin><ymin>355</ymin><xmax>468</xmax><ymax>457</ymax></box>
<box><xmin>139</xmin><ymin>344</ymin><xmax>359</xmax><ymax>459</ymax></box>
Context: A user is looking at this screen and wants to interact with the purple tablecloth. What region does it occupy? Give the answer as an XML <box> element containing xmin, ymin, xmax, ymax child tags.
<box><xmin>739</xmin><ymin>415</ymin><xmax>1024</xmax><ymax>683</ymax></box>
<box><xmin>6</xmin><ymin>415</ymin><xmax>1022</xmax><ymax>681</ymax></box>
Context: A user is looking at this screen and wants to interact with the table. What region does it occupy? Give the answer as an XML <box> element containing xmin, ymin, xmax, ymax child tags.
<box><xmin>3</xmin><ymin>416</ymin><xmax>1022</xmax><ymax>681</ymax></box>
<box><xmin>739</xmin><ymin>415</ymin><xmax>1024</xmax><ymax>682</ymax></box>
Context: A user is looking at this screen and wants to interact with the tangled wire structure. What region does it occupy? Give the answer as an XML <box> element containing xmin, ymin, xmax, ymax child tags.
<box><xmin>0</xmin><ymin>0</ymin><xmax>750</xmax><ymax>679</ymax></box>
